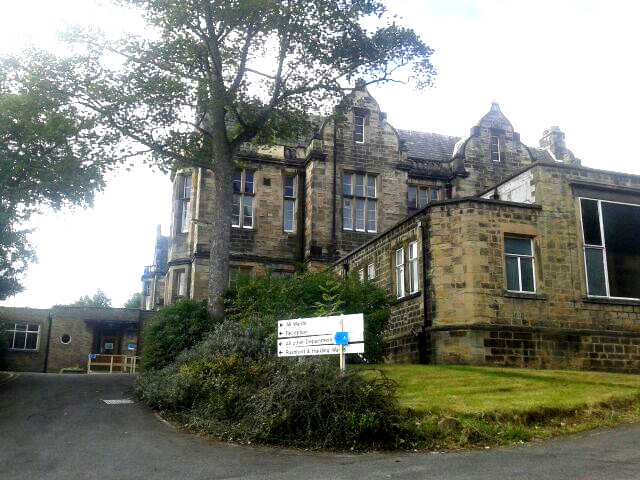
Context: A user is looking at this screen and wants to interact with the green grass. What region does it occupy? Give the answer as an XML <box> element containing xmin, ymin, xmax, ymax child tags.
<box><xmin>360</xmin><ymin>364</ymin><xmax>640</xmax><ymax>450</ymax></box>
<box><xmin>364</xmin><ymin>365</ymin><xmax>640</xmax><ymax>415</ymax></box>
<box><xmin>0</xmin><ymin>372</ymin><xmax>11</xmax><ymax>383</ymax></box>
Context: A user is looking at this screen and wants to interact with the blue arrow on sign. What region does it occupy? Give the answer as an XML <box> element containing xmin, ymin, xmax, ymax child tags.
<box><xmin>334</xmin><ymin>331</ymin><xmax>349</xmax><ymax>345</ymax></box>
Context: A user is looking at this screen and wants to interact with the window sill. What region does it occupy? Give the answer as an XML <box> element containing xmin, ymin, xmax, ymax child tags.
<box><xmin>503</xmin><ymin>291</ymin><xmax>548</xmax><ymax>301</ymax></box>
<box><xmin>8</xmin><ymin>349</ymin><xmax>39</xmax><ymax>354</ymax></box>
<box><xmin>392</xmin><ymin>291</ymin><xmax>421</xmax><ymax>305</ymax></box>
<box><xmin>582</xmin><ymin>297</ymin><xmax>640</xmax><ymax>306</ymax></box>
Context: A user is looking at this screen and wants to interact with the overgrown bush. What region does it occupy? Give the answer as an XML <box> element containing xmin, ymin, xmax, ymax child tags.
<box><xmin>225</xmin><ymin>271</ymin><xmax>390</xmax><ymax>363</ymax></box>
<box><xmin>136</xmin><ymin>320</ymin><xmax>416</xmax><ymax>449</ymax></box>
<box><xmin>141</xmin><ymin>299</ymin><xmax>219</xmax><ymax>371</ymax></box>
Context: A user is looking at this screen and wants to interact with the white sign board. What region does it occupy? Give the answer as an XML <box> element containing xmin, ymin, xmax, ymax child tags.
<box><xmin>277</xmin><ymin>314</ymin><xmax>363</xmax><ymax>338</ymax></box>
<box><xmin>276</xmin><ymin>313</ymin><xmax>364</xmax><ymax>358</ymax></box>
<box><xmin>278</xmin><ymin>342</ymin><xmax>365</xmax><ymax>358</ymax></box>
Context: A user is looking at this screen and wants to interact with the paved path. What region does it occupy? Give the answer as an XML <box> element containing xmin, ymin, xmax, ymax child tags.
<box><xmin>1</xmin><ymin>373</ymin><xmax>640</xmax><ymax>480</ymax></box>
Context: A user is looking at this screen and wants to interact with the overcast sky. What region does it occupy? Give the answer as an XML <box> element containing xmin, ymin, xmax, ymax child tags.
<box><xmin>1</xmin><ymin>0</ymin><xmax>639</xmax><ymax>308</ymax></box>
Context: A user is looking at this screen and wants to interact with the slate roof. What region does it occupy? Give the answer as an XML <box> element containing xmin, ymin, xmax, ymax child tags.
<box><xmin>397</xmin><ymin>130</ymin><xmax>461</xmax><ymax>162</ymax></box>
<box><xmin>528</xmin><ymin>147</ymin><xmax>554</xmax><ymax>163</ymax></box>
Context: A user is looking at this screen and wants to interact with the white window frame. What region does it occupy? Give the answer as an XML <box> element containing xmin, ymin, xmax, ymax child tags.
<box><xmin>395</xmin><ymin>248</ymin><xmax>405</xmax><ymax>298</ymax></box>
<box><xmin>579</xmin><ymin>197</ymin><xmax>640</xmax><ymax>300</ymax></box>
<box><xmin>283</xmin><ymin>174</ymin><xmax>297</xmax><ymax>233</ymax></box>
<box><xmin>408</xmin><ymin>241</ymin><xmax>419</xmax><ymax>294</ymax></box>
<box><xmin>504</xmin><ymin>237</ymin><xmax>536</xmax><ymax>293</ymax></box>
<box><xmin>343</xmin><ymin>172</ymin><xmax>377</xmax><ymax>233</ymax></box>
<box><xmin>354</xmin><ymin>114</ymin><xmax>365</xmax><ymax>143</ymax></box>
<box><xmin>179</xmin><ymin>174</ymin><xmax>192</xmax><ymax>234</ymax></box>
<box><xmin>358</xmin><ymin>268</ymin><xmax>365</xmax><ymax>282</ymax></box>
<box><xmin>367</xmin><ymin>263</ymin><xmax>376</xmax><ymax>280</ymax></box>
<box><xmin>7</xmin><ymin>322</ymin><xmax>40</xmax><ymax>351</ymax></box>
<box><xmin>490</xmin><ymin>136</ymin><xmax>501</xmax><ymax>162</ymax></box>
<box><xmin>232</xmin><ymin>169</ymin><xmax>255</xmax><ymax>229</ymax></box>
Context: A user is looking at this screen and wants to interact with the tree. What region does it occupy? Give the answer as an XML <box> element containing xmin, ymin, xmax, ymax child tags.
<box><xmin>0</xmin><ymin>58</ymin><xmax>110</xmax><ymax>300</ymax></box>
<box><xmin>6</xmin><ymin>0</ymin><xmax>435</xmax><ymax>315</ymax></box>
<box><xmin>124</xmin><ymin>292</ymin><xmax>143</xmax><ymax>308</ymax></box>
<box><xmin>63</xmin><ymin>289</ymin><xmax>112</xmax><ymax>308</ymax></box>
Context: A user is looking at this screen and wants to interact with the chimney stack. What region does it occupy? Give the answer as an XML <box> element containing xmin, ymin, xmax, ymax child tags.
<box><xmin>539</xmin><ymin>126</ymin><xmax>567</xmax><ymax>162</ymax></box>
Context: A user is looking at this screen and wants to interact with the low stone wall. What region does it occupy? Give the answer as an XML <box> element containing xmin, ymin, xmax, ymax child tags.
<box><xmin>431</xmin><ymin>325</ymin><xmax>640</xmax><ymax>373</ymax></box>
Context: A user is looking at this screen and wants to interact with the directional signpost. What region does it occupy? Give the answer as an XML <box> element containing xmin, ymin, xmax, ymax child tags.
<box><xmin>277</xmin><ymin>313</ymin><xmax>364</xmax><ymax>373</ymax></box>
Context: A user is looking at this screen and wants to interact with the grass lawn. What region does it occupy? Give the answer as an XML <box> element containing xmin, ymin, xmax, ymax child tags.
<box><xmin>361</xmin><ymin>364</ymin><xmax>640</xmax><ymax>449</ymax></box>
<box><xmin>0</xmin><ymin>372</ymin><xmax>11</xmax><ymax>383</ymax></box>
<box><xmin>366</xmin><ymin>364</ymin><xmax>640</xmax><ymax>415</ymax></box>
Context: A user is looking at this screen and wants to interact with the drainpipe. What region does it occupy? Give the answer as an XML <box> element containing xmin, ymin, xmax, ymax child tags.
<box><xmin>298</xmin><ymin>169</ymin><xmax>306</xmax><ymax>266</ymax></box>
<box><xmin>43</xmin><ymin>311</ymin><xmax>53</xmax><ymax>373</ymax></box>
<box><xmin>330</xmin><ymin>114</ymin><xmax>338</xmax><ymax>258</ymax></box>
<box><xmin>419</xmin><ymin>217</ymin><xmax>432</xmax><ymax>364</ymax></box>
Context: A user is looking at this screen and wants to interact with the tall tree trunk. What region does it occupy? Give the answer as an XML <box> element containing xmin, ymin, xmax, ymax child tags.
<box><xmin>206</xmin><ymin>147</ymin><xmax>234</xmax><ymax>318</ymax></box>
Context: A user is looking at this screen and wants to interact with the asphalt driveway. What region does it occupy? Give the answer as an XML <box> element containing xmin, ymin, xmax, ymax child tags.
<box><xmin>1</xmin><ymin>373</ymin><xmax>640</xmax><ymax>480</ymax></box>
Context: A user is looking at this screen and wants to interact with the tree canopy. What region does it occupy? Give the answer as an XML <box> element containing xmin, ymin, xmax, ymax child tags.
<box><xmin>0</xmin><ymin>58</ymin><xmax>111</xmax><ymax>300</ymax></box>
<box><xmin>4</xmin><ymin>0</ymin><xmax>436</xmax><ymax>314</ymax></box>
<box><xmin>61</xmin><ymin>289</ymin><xmax>113</xmax><ymax>308</ymax></box>
<box><xmin>124</xmin><ymin>292</ymin><xmax>143</xmax><ymax>308</ymax></box>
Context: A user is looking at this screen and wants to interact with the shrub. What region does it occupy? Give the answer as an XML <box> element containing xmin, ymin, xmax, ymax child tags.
<box><xmin>135</xmin><ymin>320</ymin><xmax>415</xmax><ymax>449</ymax></box>
<box><xmin>141</xmin><ymin>299</ymin><xmax>219</xmax><ymax>371</ymax></box>
<box><xmin>225</xmin><ymin>271</ymin><xmax>390</xmax><ymax>363</ymax></box>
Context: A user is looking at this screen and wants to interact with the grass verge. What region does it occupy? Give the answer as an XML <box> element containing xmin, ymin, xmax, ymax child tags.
<box><xmin>361</xmin><ymin>364</ymin><xmax>640</xmax><ymax>450</ymax></box>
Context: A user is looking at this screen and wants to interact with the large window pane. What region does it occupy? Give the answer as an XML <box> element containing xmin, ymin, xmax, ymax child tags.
<box><xmin>367</xmin><ymin>201</ymin><xmax>377</xmax><ymax>232</ymax></box>
<box><xmin>14</xmin><ymin>332</ymin><xmax>26</xmax><ymax>349</ymax></box>
<box><xmin>420</xmin><ymin>189</ymin><xmax>429</xmax><ymax>207</ymax></box>
<box><xmin>26</xmin><ymin>332</ymin><xmax>38</xmax><ymax>350</ymax></box>
<box><xmin>520</xmin><ymin>258</ymin><xmax>535</xmax><ymax>292</ymax></box>
<box><xmin>243</xmin><ymin>196</ymin><xmax>253</xmax><ymax>227</ymax></box>
<box><xmin>284</xmin><ymin>176</ymin><xmax>295</xmax><ymax>197</ymax></box>
<box><xmin>367</xmin><ymin>176</ymin><xmax>376</xmax><ymax>198</ymax></box>
<box><xmin>232</xmin><ymin>194</ymin><xmax>241</xmax><ymax>226</ymax></box>
<box><xmin>505</xmin><ymin>257</ymin><xmax>520</xmax><ymax>291</ymax></box>
<box><xmin>355</xmin><ymin>198</ymin><xmax>365</xmax><ymax>230</ymax></box>
<box><xmin>244</xmin><ymin>171</ymin><xmax>254</xmax><ymax>194</ymax></box>
<box><xmin>284</xmin><ymin>199</ymin><xmax>295</xmax><ymax>232</ymax></box>
<box><xmin>505</xmin><ymin>237</ymin><xmax>532</xmax><ymax>256</ymax></box>
<box><xmin>581</xmin><ymin>199</ymin><xmax>602</xmax><ymax>245</ymax></box>
<box><xmin>585</xmin><ymin>248</ymin><xmax>607</xmax><ymax>296</ymax></box>
<box><xmin>233</xmin><ymin>170</ymin><xmax>242</xmax><ymax>193</ymax></box>
<box><xmin>343</xmin><ymin>173</ymin><xmax>352</xmax><ymax>196</ymax></box>
<box><xmin>602</xmin><ymin>202</ymin><xmax>640</xmax><ymax>298</ymax></box>
<box><xmin>355</xmin><ymin>174</ymin><xmax>365</xmax><ymax>197</ymax></box>
<box><xmin>354</xmin><ymin>115</ymin><xmax>364</xmax><ymax>143</ymax></box>
<box><xmin>408</xmin><ymin>186</ymin><xmax>417</xmax><ymax>209</ymax></box>
<box><xmin>343</xmin><ymin>198</ymin><xmax>353</xmax><ymax>230</ymax></box>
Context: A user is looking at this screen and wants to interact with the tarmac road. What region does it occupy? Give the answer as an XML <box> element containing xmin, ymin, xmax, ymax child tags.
<box><xmin>1</xmin><ymin>373</ymin><xmax>639</xmax><ymax>480</ymax></box>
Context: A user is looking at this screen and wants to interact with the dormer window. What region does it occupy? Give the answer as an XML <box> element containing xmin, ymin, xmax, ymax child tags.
<box><xmin>490</xmin><ymin>135</ymin><xmax>501</xmax><ymax>162</ymax></box>
<box><xmin>354</xmin><ymin>114</ymin><xmax>365</xmax><ymax>143</ymax></box>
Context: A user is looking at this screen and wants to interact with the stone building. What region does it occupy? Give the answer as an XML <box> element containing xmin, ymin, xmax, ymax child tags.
<box><xmin>0</xmin><ymin>306</ymin><xmax>151</xmax><ymax>373</ymax></box>
<box><xmin>150</xmin><ymin>88</ymin><xmax>557</xmax><ymax>303</ymax></box>
<box><xmin>338</xmin><ymin>162</ymin><xmax>640</xmax><ymax>371</ymax></box>
<box><xmin>143</xmin><ymin>86</ymin><xmax>640</xmax><ymax>371</ymax></box>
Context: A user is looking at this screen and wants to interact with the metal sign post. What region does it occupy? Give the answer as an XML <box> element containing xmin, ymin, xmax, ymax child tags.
<box><xmin>340</xmin><ymin>317</ymin><xmax>345</xmax><ymax>374</ymax></box>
